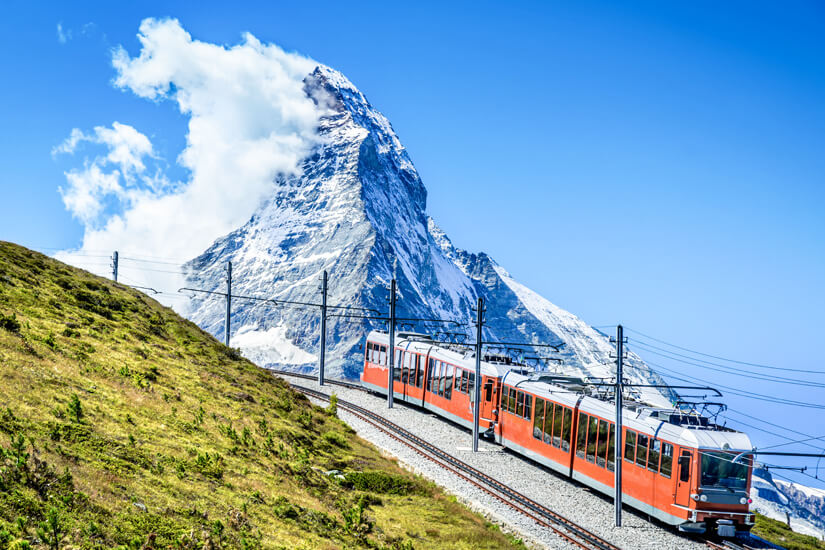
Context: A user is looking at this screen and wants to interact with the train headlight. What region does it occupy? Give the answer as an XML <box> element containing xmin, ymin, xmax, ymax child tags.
<box><xmin>691</xmin><ymin>493</ymin><xmax>699</xmax><ymax>501</ymax></box>
<box><xmin>739</xmin><ymin>497</ymin><xmax>748</xmax><ymax>505</ymax></box>
<box><xmin>699</xmin><ymin>494</ymin><xmax>708</xmax><ymax>502</ymax></box>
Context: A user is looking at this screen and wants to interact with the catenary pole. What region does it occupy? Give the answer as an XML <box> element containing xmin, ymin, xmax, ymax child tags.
<box><xmin>473</xmin><ymin>297</ymin><xmax>484</xmax><ymax>452</ymax></box>
<box><xmin>224</xmin><ymin>261</ymin><xmax>232</xmax><ymax>347</ymax></box>
<box><xmin>319</xmin><ymin>270</ymin><xmax>328</xmax><ymax>386</ymax></box>
<box><xmin>112</xmin><ymin>251</ymin><xmax>118</xmax><ymax>282</ymax></box>
<box><xmin>387</xmin><ymin>279</ymin><xmax>396</xmax><ymax>409</ymax></box>
<box><xmin>615</xmin><ymin>324</ymin><xmax>624</xmax><ymax>527</ymax></box>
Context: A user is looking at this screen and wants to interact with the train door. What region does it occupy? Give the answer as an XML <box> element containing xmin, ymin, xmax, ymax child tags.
<box><xmin>675</xmin><ymin>450</ymin><xmax>693</xmax><ymax>507</ymax></box>
<box><xmin>480</xmin><ymin>377</ymin><xmax>496</xmax><ymax>421</ymax></box>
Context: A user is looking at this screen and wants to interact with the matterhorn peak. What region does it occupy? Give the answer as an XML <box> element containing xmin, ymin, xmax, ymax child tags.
<box><xmin>184</xmin><ymin>63</ymin><xmax>676</xmax><ymax>408</ymax></box>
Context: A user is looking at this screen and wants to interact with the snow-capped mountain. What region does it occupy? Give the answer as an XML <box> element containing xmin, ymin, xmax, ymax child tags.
<box><xmin>751</xmin><ymin>467</ymin><xmax>825</xmax><ymax>540</ymax></box>
<box><xmin>183</xmin><ymin>65</ymin><xmax>673</xmax><ymax>407</ymax></box>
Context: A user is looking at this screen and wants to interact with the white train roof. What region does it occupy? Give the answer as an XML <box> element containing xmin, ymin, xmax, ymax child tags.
<box><xmin>503</xmin><ymin>370</ymin><xmax>753</xmax><ymax>452</ymax></box>
<box><xmin>366</xmin><ymin>331</ymin><xmax>753</xmax><ymax>452</ymax></box>
<box><xmin>367</xmin><ymin>331</ymin><xmax>510</xmax><ymax>376</ymax></box>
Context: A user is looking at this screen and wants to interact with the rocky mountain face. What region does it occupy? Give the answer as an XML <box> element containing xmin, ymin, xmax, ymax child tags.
<box><xmin>183</xmin><ymin>65</ymin><xmax>673</xmax><ymax>407</ymax></box>
<box><xmin>751</xmin><ymin>467</ymin><xmax>825</xmax><ymax>540</ymax></box>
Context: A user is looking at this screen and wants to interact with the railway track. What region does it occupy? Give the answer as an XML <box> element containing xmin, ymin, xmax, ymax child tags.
<box><xmin>278</xmin><ymin>373</ymin><xmax>622</xmax><ymax>550</ymax></box>
<box><xmin>274</xmin><ymin>372</ymin><xmax>782</xmax><ymax>550</ymax></box>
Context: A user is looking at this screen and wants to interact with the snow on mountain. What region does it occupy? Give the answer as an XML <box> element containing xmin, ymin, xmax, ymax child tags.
<box><xmin>182</xmin><ymin>64</ymin><xmax>674</xmax><ymax>407</ymax></box>
<box><xmin>751</xmin><ymin>467</ymin><xmax>825</xmax><ymax>540</ymax></box>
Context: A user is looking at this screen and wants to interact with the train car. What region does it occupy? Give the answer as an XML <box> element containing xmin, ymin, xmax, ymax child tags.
<box><xmin>361</xmin><ymin>330</ymin><xmax>755</xmax><ymax>537</ymax></box>
<box><xmin>360</xmin><ymin>330</ymin><xmax>508</xmax><ymax>433</ymax></box>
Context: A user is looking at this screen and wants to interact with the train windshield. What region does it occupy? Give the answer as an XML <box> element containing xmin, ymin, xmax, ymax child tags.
<box><xmin>700</xmin><ymin>452</ymin><xmax>749</xmax><ymax>490</ymax></box>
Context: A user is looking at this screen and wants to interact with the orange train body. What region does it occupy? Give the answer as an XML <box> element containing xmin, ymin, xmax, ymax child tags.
<box><xmin>360</xmin><ymin>331</ymin><xmax>755</xmax><ymax>537</ymax></box>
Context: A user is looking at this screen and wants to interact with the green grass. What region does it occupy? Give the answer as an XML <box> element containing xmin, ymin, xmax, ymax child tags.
<box><xmin>752</xmin><ymin>513</ymin><xmax>825</xmax><ymax>550</ymax></box>
<box><xmin>0</xmin><ymin>241</ymin><xmax>523</xmax><ymax>550</ymax></box>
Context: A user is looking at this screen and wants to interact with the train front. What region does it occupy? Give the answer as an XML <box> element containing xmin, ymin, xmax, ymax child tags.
<box><xmin>681</xmin><ymin>430</ymin><xmax>754</xmax><ymax>537</ymax></box>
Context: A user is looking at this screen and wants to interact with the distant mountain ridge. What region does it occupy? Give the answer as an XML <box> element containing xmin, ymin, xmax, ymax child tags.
<box><xmin>751</xmin><ymin>467</ymin><xmax>825</xmax><ymax>541</ymax></box>
<box><xmin>183</xmin><ymin>65</ymin><xmax>674</xmax><ymax>407</ymax></box>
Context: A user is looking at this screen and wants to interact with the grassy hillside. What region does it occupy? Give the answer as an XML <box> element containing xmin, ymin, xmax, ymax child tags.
<box><xmin>753</xmin><ymin>513</ymin><xmax>825</xmax><ymax>550</ymax></box>
<box><xmin>0</xmin><ymin>242</ymin><xmax>523</xmax><ymax>550</ymax></box>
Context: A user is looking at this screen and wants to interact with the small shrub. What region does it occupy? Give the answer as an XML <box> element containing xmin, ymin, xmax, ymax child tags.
<box><xmin>343</xmin><ymin>471</ymin><xmax>419</xmax><ymax>495</ymax></box>
<box><xmin>67</xmin><ymin>394</ymin><xmax>82</xmax><ymax>423</ymax></box>
<box><xmin>144</xmin><ymin>365</ymin><xmax>160</xmax><ymax>382</ymax></box>
<box><xmin>36</xmin><ymin>507</ymin><xmax>64</xmax><ymax>550</ymax></box>
<box><xmin>0</xmin><ymin>313</ymin><xmax>20</xmax><ymax>333</ymax></box>
<box><xmin>322</xmin><ymin>431</ymin><xmax>349</xmax><ymax>448</ymax></box>
<box><xmin>326</xmin><ymin>394</ymin><xmax>338</xmax><ymax>416</ymax></box>
<box><xmin>43</xmin><ymin>332</ymin><xmax>57</xmax><ymax>350</ymax></box>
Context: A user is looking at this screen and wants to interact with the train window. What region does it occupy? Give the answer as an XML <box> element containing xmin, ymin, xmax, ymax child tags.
<box><xmin>366</xmin><ymin>342</ymin><xmax>372</xmax><ymax>362</ymax></box>
<box><xmin>576</xmin><ymin>413</ymin><xmax>588</xmax><ymax>459</ymax></box>
<box><xmin>679</xmin><ymin>451</ymin><xmax>691</xmax><ymax>482</ymax></box>
<box><xmin>460</xmin><ymin>371</ymin><xmax>468</xmax><ymax>393</ymax></box>
<box><xmin>444</xmin><ymin>364</ymin><xmax>454</xmax><ymax>400</ymax></box>
<box><xmin>660</xmin><ymin>443</ymin><xmax>673</xmax><ymax>478</ymax></box>
<box><xmin>454</xmin><ymin>369</ymin><xmax>462</xmax><ymax>390</ymax></box>
<box><xmin>501</xmin><ymin>386</ymin><xmax>510</xmax><ymax>412</ymax></box>
<box><xmin>524</xmin><ymin>394</ymin><xmax>532</xmax><ymax>420</ymax></box>
<box><xmin>401</xmin><ymin>353</ymin><xmax>409</xmax><ymax>384</ymax></box>
<box><xmin>415</xmin><ymin>355</ymin><xmax>424</xmax><ymax>387</ymax></box>
<box><xmin>606</xmin><ymin>424</ymin><xmax>615</xmax><ymax>471</ymax></box>
<box><xmin>380</xmin><ymin>345</ymin><xmax>387</xmax><ymax>366</ymax></box>
<box><xmin>648</xmin><ymin>439</ymin><xmax>661</xmax><ymax>472</ymax></box>
<box><xmin>533</xmin><ymin>398</ymin><xmax>545</xmax><ymax>440</ymax></box>
<box><xmin>596</xmin><ymin>420</ymin><xmax>609</xmax><ymax>468</ymax></box>
<box><xmin>636</xmin><ymin>434</ymin><xmax>649</xmax><ymax>468</ymax></box>
<box><xmin>624</xmin><ymin>430</ymin><xmax>636</xmax><ymax>462</ymax></box>
<box><xmin>468</xmin><ymin>372</ymin><xmax>476</xmax><ymax>396</ymax></box>
<box><xmin>484</xmin><ymin>380</ymin><xmax>493</xmax><ymax>401</ymax></box>
<box><xmin>515</xmin><ymin>392</ymin><xmax>525</xmax><ymax>417</ymax></box>
<box><xmin>440</xmin><ymin>363</ymin><xmax>449</xmax><ymax>397</ymax></box>
<box><xmin>542</xmin><ymin>403</ymin><xmax>554</xmax><ymax>444</ymax></box>
<box><xmin>426</xmin><ymin>358</ymin><xmax>435</xmax><ymax>392</ymax></box>
<box><xmin>434</xmin><ymin>361</ymin><xmax>443</xmax><ymax>396</ymax></box>
<box><xmin>586</xmin><ymin>416</ymin><xmax>598</xmax><ymax>463</ymax></box>
<box><xmin>562</xmin><ymin>408</ymin><xmax>573</xmax><ymax>452</ymax></box>
<box><xmin>394</xmin><ymin>352</ymin><xmax>403</xmax><ymax>381</ymax></box>
<box><xmin>552</xmin><ymin>405</ymin><xmax>563</xmax><ymax>447</ymax></box>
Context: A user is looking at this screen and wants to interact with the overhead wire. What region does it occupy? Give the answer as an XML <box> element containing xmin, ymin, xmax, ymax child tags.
<box><xmin>626</xmin><ymin>327</ymin><xmax>825</xmax><ymax>375</ymax></box>
<box><xmin>622</xmin><ymin>356</ymin><xmax>825</xmax><ymax>409</ymax></box>
<box><xmin>631</xmin><ymin>340</ymin><xmax>825</xmax><ymax>388</ymax></box>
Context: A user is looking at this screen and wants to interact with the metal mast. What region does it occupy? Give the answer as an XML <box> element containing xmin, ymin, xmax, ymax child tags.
<box><xmin>387</xmin><ymin>279</ymin><xmax>396</xmax><ymax>409</ymax></box>
<box><xmin>473</xmin><ymin>297</ymin><xmax>484</xmax><ymax>452</ymax></box>
<box><xmin>615</xmin><ymin>324</ymin><xmax>624</xmax><ymax>527</ymax></box>
<box><xmin>224</xmin><ymin>261</ymin><xmax>232</xmax><ymax>346</ymax></box>
<box><xmin>319</xmin><ymin>270</ymin><xmax>328</xmax><ymax>386</ymax></box>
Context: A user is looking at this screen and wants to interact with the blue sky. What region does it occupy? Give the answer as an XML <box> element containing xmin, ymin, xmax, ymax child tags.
<box><xmin>1</xmin><ymin>1</ymin><xmax>824</xmax><ymax>484</ymax></box>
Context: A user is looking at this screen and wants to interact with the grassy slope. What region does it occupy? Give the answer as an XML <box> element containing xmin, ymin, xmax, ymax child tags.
<box><xmin>753</xmin><ymin>513</ymin><xmax>825</xmax><ymax>550</ymax></box>
<box><xmin>0</xmin><ymin>242</ymin><xmax>523</xmax><ymax>550</ymax></box>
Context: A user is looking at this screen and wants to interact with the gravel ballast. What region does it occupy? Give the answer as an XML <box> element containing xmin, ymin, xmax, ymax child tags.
<box><xmin>280</xmin><ymin>374</ymin><xmax>714</xmax><ymax>550</ymax></box>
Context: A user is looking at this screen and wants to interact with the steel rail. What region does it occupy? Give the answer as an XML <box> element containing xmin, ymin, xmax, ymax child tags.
<box><xmin>280</xmin><ymin>378</ymin><xmax>622</xmax><ymax>550</ymax></box>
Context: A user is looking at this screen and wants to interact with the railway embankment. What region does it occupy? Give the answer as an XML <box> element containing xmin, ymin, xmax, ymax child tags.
<box><xmin>275</xmin><ymin>372</ymin><xmax>716</xmax><ymax>550</ymax></box>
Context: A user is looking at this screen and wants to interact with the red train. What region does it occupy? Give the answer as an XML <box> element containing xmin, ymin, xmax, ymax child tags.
<box><xmin>360</xmin><ymin>330</ymin><xmax>755</xmax><ymax>537</ymax></box>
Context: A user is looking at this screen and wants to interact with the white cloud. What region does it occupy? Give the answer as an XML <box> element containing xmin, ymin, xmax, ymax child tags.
<box><xmin>54</xmin><ymin>122</ymin><xmax>155</xmax><ymax>222</ymax></box>
<box><xmin>56</xmin><ymin>22</ymin><xmax>70</xmax><ymax>44</ymax></box>
<box><xmin>55</xmin><ymin>18</ymin><xmax>322</xmax><ymax>304</ymax></box>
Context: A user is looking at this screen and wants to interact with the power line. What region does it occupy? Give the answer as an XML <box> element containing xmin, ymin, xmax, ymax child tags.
<box><xmin>623</xmin><ymin>357</ymin><xmax>825</xmax><ymax>409</ymax></box>
<box><xmin>626</xmin><ymin>327</ymin><xmax>825</xmax><ymax>374</ymax></box>
<box><xmin>120</xmin><ymin>256</ymin><xmax>185</xmax><ymax>267</ymax></box>
<box><xmin>631</xmin><ymin>340</ymin><xmax>825</xmax><ymax>388</ymax></box>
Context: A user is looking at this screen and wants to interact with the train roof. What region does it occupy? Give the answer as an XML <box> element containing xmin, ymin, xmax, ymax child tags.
<box><xmin>502</xmin><ymin>370</ymin><xmax>753</xmax><ymax>452</ymax></box>
<box><xmin>367</xmin><ymin>330</ymin><xmax>511</xmax><ymax>377</ymax></box>
<box><xmin>366</xmin><ymin>331</ymin><xmax>752</xmax><ymax>452</ymax></box>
